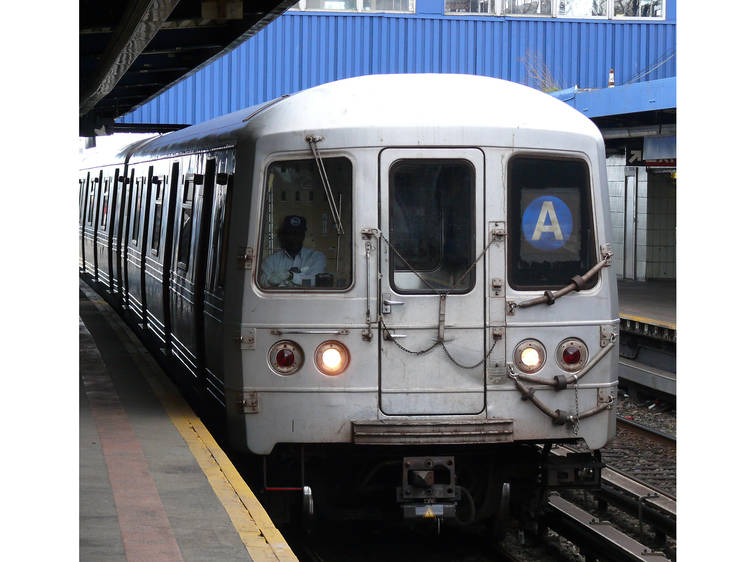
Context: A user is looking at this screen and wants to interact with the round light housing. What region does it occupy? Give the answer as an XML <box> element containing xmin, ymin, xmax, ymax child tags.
<box><xmin>315</xmin><ymin>340</ymin><xmax>350</xmax><ymax>376</ymax></box>
<box><xmin>513</xmin><ymin>339</ymin><xmax>546</xmax><ymax>374</ymax></box>
<box><xmin>556</xmin><ymin>339</ymin><xmax>588</xmax><ymax>372</ymax></box>
<box><xmin>268</xmin><ymin>340</ymin><xmax>304</xmax><ymax>375</ymax></box>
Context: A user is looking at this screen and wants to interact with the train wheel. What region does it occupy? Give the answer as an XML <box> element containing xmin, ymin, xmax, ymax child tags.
<box><xmin>492</xmin><ymin>482</ymin><xmax>511</xmax><ymax>538</ymax></box>
<box><xmin>301</xmin><ymin>485</ymin><xmax>316</xmax><ymax>535</ymax></box>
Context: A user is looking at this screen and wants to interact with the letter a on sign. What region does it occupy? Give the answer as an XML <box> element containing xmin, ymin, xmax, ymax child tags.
<box><xmin>531</xmin><ymin>201</ymin><xmax>564</xmax><ymax>241</ymax></box>
<box><xmin>521</xmin><ymin>195</ymin><xmax>573</xmax><ymax>251</ymax></box>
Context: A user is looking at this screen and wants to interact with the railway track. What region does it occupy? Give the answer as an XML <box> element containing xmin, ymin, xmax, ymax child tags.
<box><xmin>553</xmin><ymin>443</ymin><xmax>676</xmax><ymax>537</ymax></box>
<box><xmin>616</xmin><ymin>415</ymin><xmax>676</xmax><ymax>448</ymax></box>
<box><xmin>544</xmin><ymin>493</ymin><xmax>671</xmax><ymax>561</ymax></box>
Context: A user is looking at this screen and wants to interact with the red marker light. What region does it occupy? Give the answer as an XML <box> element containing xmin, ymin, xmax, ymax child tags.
<box><xmin>562</xmin><ymin>346</ymin><xmax>581</xmax><ymax>365</ymax></box>
<box><xmin>556</xmin><ymin>339</ymin><xmax>588</xmax><ymax>372</ymax></box>
<box><xmin>268</xmin><ymin>340</ymin><xmax>304</xmax><ymax>375</ymax></box>
<box><xmin>276</xmin><ymin>348</ymin><xmax>295</xmax><ymax>368</ymax></box>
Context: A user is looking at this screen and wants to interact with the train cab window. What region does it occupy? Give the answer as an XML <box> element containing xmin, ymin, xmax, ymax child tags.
<box><xmin>99</xmin><ymin>179</ymin><xmax>110</xmax><ymax>228</ymax></box>
<box><xmin>389</xmin><ymin>159</ymin><xmax>475</xmax><ymax>294</ymax></box>
<box><xmin>258</xmin><ymin>157</ymin><xmax>352</xmax><ymax>290</ymax></box>
<box><xmin>151</xmin><ymin>176</ymin><xmax>164</xmax><ymax>253</ymax></box>
<box><xmin>177</xmin><ymin>175</ymin><xmax>195</xmax><ymax>268</ymax></box>
<box><xmin>508</xmin><ymin>156</ymin><xmax>597</xmax><ymax>290</ymax></box>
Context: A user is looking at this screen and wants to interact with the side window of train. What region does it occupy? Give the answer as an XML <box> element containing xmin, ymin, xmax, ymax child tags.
<box><xmin>99</xmin><ymin>178</ymin><xmax>110</xmax><ymax>228</ymax></box>
<box><xmin>389</xmin><ymin>159</ymin><xmax>476</xmax><ymax>294</ymax></box>
<box><xmin>258</xmin><ymin>157</ymin><xmax>353</xmax><ymax>290</ymax></box>
<box><xmin>507</xmin><ymin>156</ymin><xmax>597</xmax><ymax>290</ymax></box>
<box><xmin>209</xmin><ymin>168</ymin><xmax>233</xmax><ymax>291</ymax></box>
<box><xmin>177</xmin><ymin>174</ymin><xmax>196</xmax><ymax>269</ymax></box>
<box><xmin>151</xmin><ymin>175</ymin><xmax>165</xmax><ymax>254</ymax></box>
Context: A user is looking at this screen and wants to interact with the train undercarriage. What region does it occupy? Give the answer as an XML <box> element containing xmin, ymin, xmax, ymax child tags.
<box><xmin>253</xmin><ymin>442</ymin><xmax>603</xmax><ymax>539</ymax></box>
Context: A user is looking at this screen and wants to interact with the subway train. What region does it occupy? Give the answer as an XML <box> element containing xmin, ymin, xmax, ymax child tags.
<box><xmin>79</xmin><ymin>73</ymin><xmax>618</xmax><ymax>530</ymax></box>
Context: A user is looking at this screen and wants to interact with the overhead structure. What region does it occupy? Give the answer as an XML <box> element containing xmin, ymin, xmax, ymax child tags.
<box><xmin>80</xmin><ymin>0</ymin><xmax>295</xmax><ymax>136</ymax></box>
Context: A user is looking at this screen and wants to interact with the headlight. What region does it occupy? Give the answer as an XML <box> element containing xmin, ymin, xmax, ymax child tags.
<box><xmin>268</xmin><ymin>340</ymin><xmax>304</xmax><ymax>375</ymax></box>
<box><xmin>556</xmin><ymin>339</ymin><xmax>588</xmax><ymax>372</ymax></box>
<box><xmin>315</xmin><ymin>340</ymin><xmax>350</xmax><ymax>376</ymax></box>
<box><xmin>513</xmin><ymin>339</ymin><xmax>546</xmax><ymax>374</ymax></box>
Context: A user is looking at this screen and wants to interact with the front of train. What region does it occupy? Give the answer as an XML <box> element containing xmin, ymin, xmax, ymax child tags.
<box><xmin>227</xmin><ymin>74</ymin><xmax>618</xmax><ymax>529</ymax></box>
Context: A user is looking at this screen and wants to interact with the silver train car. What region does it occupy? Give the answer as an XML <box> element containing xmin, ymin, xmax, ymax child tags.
<box><xmin>80</xmin><ymin>74</ymin><xmax>618</xmax><ymax>529</ymax></box>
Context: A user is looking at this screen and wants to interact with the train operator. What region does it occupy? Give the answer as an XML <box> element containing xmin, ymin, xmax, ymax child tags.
<box><xmin>260</xmin><ymin>215</ymin><xmax>327</xmax><ymax>288</ymax></box>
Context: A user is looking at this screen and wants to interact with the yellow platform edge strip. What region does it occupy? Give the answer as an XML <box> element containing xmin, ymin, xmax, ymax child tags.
<box><xmin>619</xmin><ymin>313</ymin><xmax>676</xmax><ymax>331</ymax></box>
<box><xmin>84</xmin><ymin>288</ymin><xmax>298</xmax><ymax>562</ymax></box>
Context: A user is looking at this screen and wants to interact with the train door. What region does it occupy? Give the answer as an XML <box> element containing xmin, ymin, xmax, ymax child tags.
<box><xmin>169</xmin><ymin>158</ymin><xmax>214</xmax><ymax>384</ymax></box>
<box><xmin>144</xmin><ymin>162</ymin><xmax>176</xmax><ymax>352</ymax></box>
<box><xmin>119</xmin><ymin>169</ymin><xmax>135</xmax><ymax>309</ymax></box>
<box><xmin>95</xmin><ymin>173</ymin><xmax>113</xmax><ymax>289</ymax></box>
<box><xmin>157</xmin><ymin>162</ymin><xmax>180</xmax><ymax>353</ymax></box>
<box><xmin>79</xmin><ymin>174</ymin><xmax>88</xmax><ymax>272</ymax></box>
<box><xmin>83</xmin><ymin>172</ymin><xmax>101</xmax><ymax>278</ymax></box>
<box><xmin>109</xmin><ymin>168</ymin><xmax>123</xmax><ymax>300</ymax></box>
<box><xmin>202</xmin><ymin>154</ymin><xmax>234</xmax><ymax>406</ymax></box>
<box><xmin>125</xmin><ymin>166</ymin><xmax>152</xmax><ymax>325</ymax></box>
<box><xmin>193</xmin><ymin>159</ymin><xmax>217</xmax><ymax>389</ymax></box>
<box><xmin>378</xmin><ymin>148</ymin><xmax>487</xmax><ymax>415</ymax></box>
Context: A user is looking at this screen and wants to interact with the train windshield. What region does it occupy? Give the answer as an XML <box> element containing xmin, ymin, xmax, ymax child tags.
<box><xmin>258</xmin><ymin>157</ymin><xmax>353</xmax><ymax>290</ymax></box>
<box><xmin>388</xmin><ymin>159</ymin><xmax>476</xmax><ymax>294</ymax></box>
<box><xmin>508</xmin><ymin>156</ymin><xmax>597</xmax><ymax>290</ymax></box>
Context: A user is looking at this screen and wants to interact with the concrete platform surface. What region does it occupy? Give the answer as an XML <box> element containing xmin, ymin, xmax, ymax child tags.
<box><xmin>617</xmin><ymin>279</ymin><xmax>676</xmax><ymax>328</ymax></box>
<box><xmin>79</xmin><ymin>281</ymin><xmax>297</xmax><ymax>562</ymax></box>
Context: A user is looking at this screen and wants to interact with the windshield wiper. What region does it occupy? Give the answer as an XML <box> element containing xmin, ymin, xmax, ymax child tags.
<box><xmin>507</xmin><ymin>245</ymin><xmax>613</xmax><ymax>314</ymax></box>
<box><xmin>306</xmin><ymin>135</ymin><xmax>344</xmax><ymax>236</ymax></box>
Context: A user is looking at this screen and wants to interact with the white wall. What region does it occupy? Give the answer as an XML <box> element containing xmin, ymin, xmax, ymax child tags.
<box><xmin>645</xmin><ymin>171</ymin><xmax>677</xmax><ymax>279</ymax></box>
<box><xmin>606</xmin><ymin>154</ymin><xmax>626</xmax><ymax>278</ymax></box>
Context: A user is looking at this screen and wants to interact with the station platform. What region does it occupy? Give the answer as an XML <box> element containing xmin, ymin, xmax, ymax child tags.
<box><xmin>79</xmin><ymin>281</ymin><xmax>297</xmax><ymax>561</ymax></box>
<box><xmin>616</xmin><ymin>279</ymin><xmax>676</xmax><ymax>397</ymax></box>
<box><xmin>617</xmin><ymin>279</ymin><xmax>676</xmax><ymax>330</ymax></box>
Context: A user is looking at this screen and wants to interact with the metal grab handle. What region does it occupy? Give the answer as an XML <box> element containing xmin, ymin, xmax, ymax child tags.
<box><xmin>384</xmin><ymin>333</ymin><xmax>408</xmax><ymax>340</ymax></box>
<box><xmin>383</xmin><ymin>299</ymin><xmax>404</xmax><ymax>306</ymax></box>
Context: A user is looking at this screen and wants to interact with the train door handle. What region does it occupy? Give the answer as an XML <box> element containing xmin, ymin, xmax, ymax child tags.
<box><xmin>382</xmin><ymin>295</ymin><xmax>404</xmax><ymax>314</ymax></box>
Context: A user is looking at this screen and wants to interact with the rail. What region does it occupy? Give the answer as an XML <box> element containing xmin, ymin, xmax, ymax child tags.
<box><xmin>616</xmin><ymin>415</ymin><xmax>676</xmax><ymax>446</ymax></box>
<box><xmin>545</xmin><ymin>493</ymin><xmax>671</xmax><ymax>561</ymax></box>
<box><xmin>552</xmin><ymin>444</ymin><xmax>676</xmax><ymax>538</ymax></box>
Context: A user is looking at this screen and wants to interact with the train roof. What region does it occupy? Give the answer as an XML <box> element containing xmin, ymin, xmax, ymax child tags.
<box><xmin>100</xmin><ymin>74</ymin><xmax>603</xmax><ymax>164</ymax></box>
<box><xmin>79</xmin><ymin>133</ymin><xmax>160</xmax><ymax>170</ymax></box>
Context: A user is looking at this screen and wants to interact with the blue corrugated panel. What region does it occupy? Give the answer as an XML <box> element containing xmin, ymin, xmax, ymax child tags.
<box><xmin>119</xmin><ymin>10</ymin><xmax>675</xmax><ymax>125</ymax></box>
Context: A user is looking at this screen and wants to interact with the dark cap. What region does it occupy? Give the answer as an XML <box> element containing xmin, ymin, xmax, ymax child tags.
<box><xmin>280</xmin><ymin>214</ymin><xmax>307</xmax><ymax>233</ymax></box>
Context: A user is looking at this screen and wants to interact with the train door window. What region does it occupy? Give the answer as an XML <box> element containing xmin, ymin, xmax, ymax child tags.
<box><xmin>151</xmin><ymin>176</ymin><xmax>165</xmax><ymax>254</ymax></box>
<box><xmin>209</xmin><ymin>170</ymin><xmax>233</xmax><ymax>291</ymax></box>
<box><xmin>87</xmin><ymin>180</ymin><xmax>97</xmax><ymax>224</ymax></box>
<box><xmin>131</xmin><ymin>177</ymin><xmax>143</xmax><ymax>242</ymax></box>
<box><xmin>258</xmin><ymin>157</ymin><xmax>353</xmax><ymax>290</ymax></box>
<box><xmin>389</xmin><ymin>159</ymin><xmax>476</xmax><ymax>294</ymax></box>
<box><xmin>508</xmin><ymin>156</ymin><xmax>596</xmax><ymax>290</ymax></box>
<box><xmin>100</xmin><ymin>178</ymin><xmax>110</xmax><ymax>228</ymax></box>
<box><xmin>177</xmin><ymin>174</ymin><xmax>196</xmax><ymax>269</ymax></box>
<box><xmin>79</xmin><ymin>178</ymin><xmax>86</xmax><ymax>220</ymax></box>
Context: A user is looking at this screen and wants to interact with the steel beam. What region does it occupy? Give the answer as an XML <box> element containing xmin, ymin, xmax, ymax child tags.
<box><xmin>79</xmin><ymin>0</ymin><xmax>181</xmax><ymax>117</ymax></box>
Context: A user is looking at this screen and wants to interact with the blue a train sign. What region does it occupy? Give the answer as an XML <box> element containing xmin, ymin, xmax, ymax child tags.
<box><xmin>521</xmin><ymin>196</ymin><xmax>573</xmax><ymax>250</ymax></box>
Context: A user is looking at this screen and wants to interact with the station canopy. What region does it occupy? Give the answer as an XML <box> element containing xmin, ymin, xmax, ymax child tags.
<box><xmin>80</xmin><ymin>0</ymin><xmax>295</xmax><ymax>136</ymax></box>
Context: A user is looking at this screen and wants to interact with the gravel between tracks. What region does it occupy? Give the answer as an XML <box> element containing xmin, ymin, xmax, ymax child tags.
<box><xmin>603</xmin><ymin>392</ymin><xmax>676</xmax><ymax>496</ymax></box>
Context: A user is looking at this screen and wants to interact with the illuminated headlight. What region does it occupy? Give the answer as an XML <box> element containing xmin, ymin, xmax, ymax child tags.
<box><xmin>315</xmin><ymin>340</ymin><xmax>350</xmax><ymax>376</ymax></box>
<box><xmin>268</xmin><ymin>340</ymin><xmax>304</xmax><ymax>375</ymax></box>
<box><xmin>556</xmin><ymin>339</ymin><xmax>588</xmax><ymax>372</ymax></box>
<box><xmin>513</xmin><ymin>339</ymin><xmax>546</xmax><ymax>374</ymax></box>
